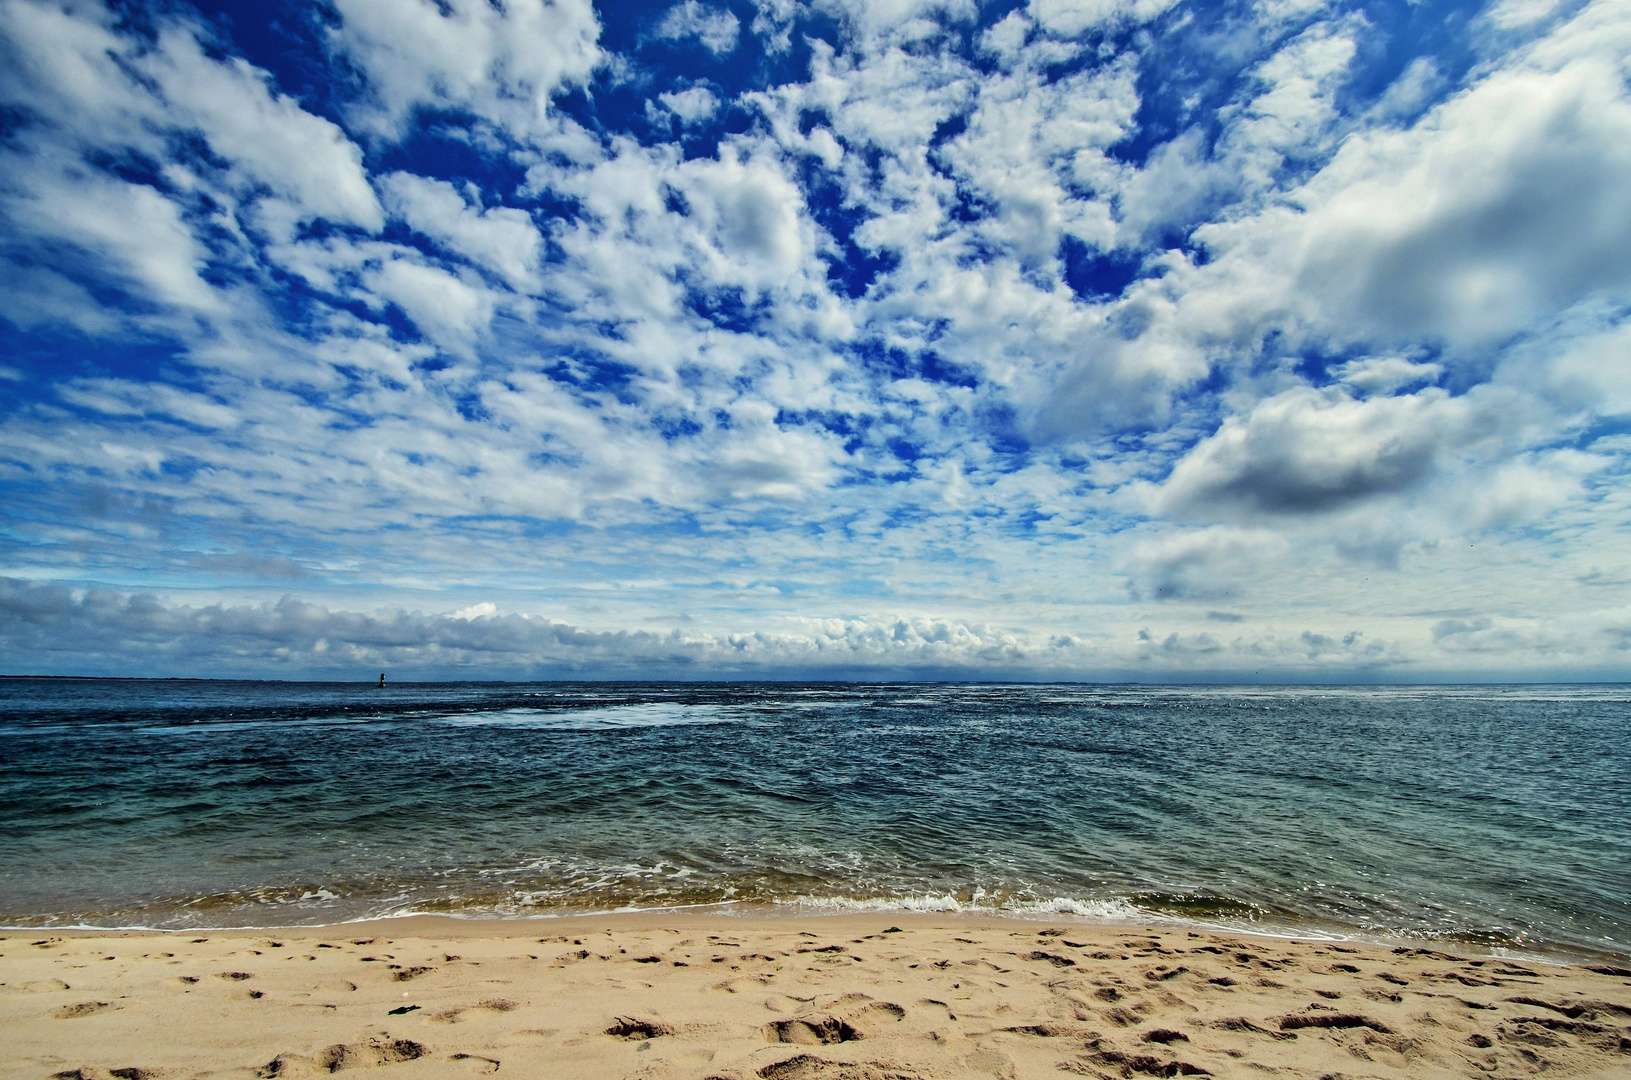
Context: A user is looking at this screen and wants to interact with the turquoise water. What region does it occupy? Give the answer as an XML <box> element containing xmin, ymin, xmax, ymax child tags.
<box><xmin>0</xmin><ymin>680</ymin><xmax>1626</xmax><ymax>960</ymax></box>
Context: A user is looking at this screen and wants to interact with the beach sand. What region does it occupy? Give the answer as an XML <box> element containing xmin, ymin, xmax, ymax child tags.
<box><xmin>4</xmin><ymin>914</ymin><xmax>1629</xmax><ymax>1080</ymax></box>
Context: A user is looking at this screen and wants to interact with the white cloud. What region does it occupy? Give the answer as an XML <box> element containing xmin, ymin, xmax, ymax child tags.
<box><xmin>1332</xmin><ymin>356</ymin><xmax>1443</xmax><ymax>394</ymax></box>
<box><xmin>679</xmin><ymin>148</ymin><xmax>813</xmax><ymax>290</ymax></box>
<box><xmin>1517</xmin><ymin>310</ymin><xmax>1631</xmax><ymax>417</ymax></box>
<box><xmin>329</xmin><ymin>0</ymin><xmax>602</xmax><ymax>139</ymax></box>
<box><xmin>1366</xmin><ymin>57</ymin><xmax>1444</xmax><ymax>124</ymax></box>
<box><xmin>1183</xmin><ymin>28</ymin><xmax>1631</xmax><ymax>353</ymax></box>
<box><xmin>57</xmin><ymin>380</ymin><xmax>242</xmax><ymax>430</ymax></box>
<box><xmin>1028</xmin><ymin>0</ymin><xmax>1181</xmax><ymax>36</ymax></box>
<box><xmin>380</xmin><ymin>173</ymin><xmax>542</xmax><ymax>291</ymax></box>
<box><xmin>0</xmin><ymin>264</ymin><xmax>122</xmax><ymax>335</ymax></box>
<box><xmin>143</xmin><ymin>27</ymin><xmax>382</xmax><ymax>232</ymax></box>
<box><xmin>368</xmin><ymin>258</ymin><xmax>500</xmax><ymax>352</ymax></box>
<box><xmin>1486</xmin><ymin>0</ymin><xmax>1565</xmax><ymax>29</ymax></box>
<box><xmin>980</xmin><ymin>12</ymin><xmax>1033</xmax><ymax>64</ymax></box>
<box><xmin>750</xmin><ymin>0</ymin><xmax>801</xmax><ymax>52</ymax></box>
<box><xmin>2</xmin><ymin>164</ymin><xmax>222</xmax><ymax>313</ymax></box>
<box><xmin>936</xmin><ymin>55</ymin><xmax>1139</xmax><ymax>263</ymax></box>
<box><xmin>656</xmin><ymin>85</ymin><xmax>722</xmax><ymax>125</ymax></box>
<box><xmin>654</xmin><ymin>1</ymin><xmax>742</xmax><ymax>55</ymax></box>
<box><xmin>1452</xmin><ymin>453</ymin><xmax>1588</xmax><ymax>529</ymax></box>
<box><xmin>1151</xmin><ymin>387</ymin><xmax>1487</xmax><ymax>517</ymax></box>
<box><xmin>0</xmin><ymin>1</ymin><xmax>380</xmax><ymax>234</ymax></box>
<box><xmin>1296</xmin><ymin>60</ymin><xmax>1631</xmax><ymax>345</ymax></box>
<box><xmin>1221</xmin><ymin>20</ymin><xmax>1358</xmax><ymax>183</ymax></box>
<box><xmin>1112</xmin><ymin>128</ymin><xmax>1231</xmax><ymax>242</ymax></box>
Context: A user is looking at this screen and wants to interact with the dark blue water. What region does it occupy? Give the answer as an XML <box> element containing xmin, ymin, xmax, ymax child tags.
<box><xmin>0</xmin><ymin>679</ymin><xmax>1626</xmax><ymax>960</ymax></box>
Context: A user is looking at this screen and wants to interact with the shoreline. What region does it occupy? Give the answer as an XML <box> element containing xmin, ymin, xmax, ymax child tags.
<box><xmin>5</xmin><ymin>914</ymin><xmax>1629</xmax><ymax>1079</ymax></box>
<box><xmin>7</xmin><ymin>902</ymin><xmax>1625</xmax><ymax>969</ymax></box>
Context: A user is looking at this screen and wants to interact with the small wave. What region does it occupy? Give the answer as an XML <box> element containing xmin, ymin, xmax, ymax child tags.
<box><xmin>441</xmin><ymin>703</ymin><xmax>735</xmax><ymax>730</ymax></box>
<box><xmin>767</xmin><ymin>891</ymin><xmax>1372</xmax><ymax>942</ymax></box>
<box><xmin>773</xmin><ymin>893</ymin><xmax>1149</xmax><ymax>921</ymax></box>
<box><xmin>135</xmin><ymin>716</ymin><xmax>379</xmax><ymax>735</ymax></box>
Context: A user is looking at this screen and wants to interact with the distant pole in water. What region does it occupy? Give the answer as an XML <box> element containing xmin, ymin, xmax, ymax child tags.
<box><xmin>378</xmin><ymin>672</ymin><xmax>385</xmax><ymax>688</ymax></box>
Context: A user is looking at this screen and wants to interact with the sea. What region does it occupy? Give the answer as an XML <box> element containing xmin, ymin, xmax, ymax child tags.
<box><xmin>1</xmin><ymin>679</ymin><xmax>1627</xmax><ymax>962</ymax></box>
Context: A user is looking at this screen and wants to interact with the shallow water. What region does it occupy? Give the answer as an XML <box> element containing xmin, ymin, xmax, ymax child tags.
<box><xmin>0</xmin><ymin>679</ymin><xmax>1626</xmax><ymax>959</ymax></box>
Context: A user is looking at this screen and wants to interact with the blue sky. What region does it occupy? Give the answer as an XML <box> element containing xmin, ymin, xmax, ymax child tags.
<box><xmin>1</xmin><ymin>0</ymin><xmax>1629</xmax><ymax>680</ymax></box>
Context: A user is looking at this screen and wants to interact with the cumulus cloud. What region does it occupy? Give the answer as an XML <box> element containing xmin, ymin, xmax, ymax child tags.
<box><xmin>329</xmin><ymin>0</ymin><xmax>602</xmax><ymax>139</ymax></box>
<box><xmin>380</xmin><ymin>173</ymin><xmax>543</xmax><ymax>291</ymax></box>
<box><xmin>1151</xmin><ymin>387</ymin><xmax>1489</xmax><ymax>517</ymax></box>
<box><xmin>678</xmin><ymin>149</ymin><xmax>813</xmax><ymax>290</ymax></box>
<box><xmin>654</xmin><ymin>85</ymin><xmax>722</xmax><ymax>125</ymax></box>
<box><xmin>1028</xmin><ymin>0</ymin><xmax>1181</xmax><ymax>35</ymax></box>
<box><xmin>142</xmin><ymin>26</ymin><xmax>383</xmax><ymax>232</ymax></box>
<box><xmin>0</xmin><ymin>0</ymin><xmax>381</xmax><ymax>233</ymax></box>
<box><xmin>1183</xmin><ymin>20</ymin><xmax>1631</xmax><ymax>352</ymax></box>
<box><xmin>654</xmin><ymin>1</ymin><xmax>741</xmax><ymax>55</ymax></box>
<box><xmin>1331</xmin><ymin>356</ymin><xmax>1443</xmax><ymax>395</ymax></box>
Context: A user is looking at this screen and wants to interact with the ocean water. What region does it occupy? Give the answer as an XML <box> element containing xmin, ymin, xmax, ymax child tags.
<box><xmin>0</xmin><ymin>679</ymin><xmax>1627</xmax><ymax>961</ymax></box>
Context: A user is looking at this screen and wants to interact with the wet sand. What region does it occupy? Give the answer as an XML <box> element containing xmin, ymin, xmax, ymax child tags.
<box><xmin>3</xmin><ymin>913</ymin><xmax>1629</xmax><ymax>1079</ymax></box>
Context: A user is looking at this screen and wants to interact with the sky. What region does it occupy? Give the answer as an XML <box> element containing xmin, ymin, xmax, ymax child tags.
<box><xmin>0</xmin><ymin>0</ymin><xmax>1629</xmax><ymax>681</ymax></box>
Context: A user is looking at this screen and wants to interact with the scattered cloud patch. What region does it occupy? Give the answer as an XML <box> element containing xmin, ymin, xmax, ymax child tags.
<box><xmin>653</xmin><ymin>1</ymin><xmax>741</xmax><ymax>55</ymax></box>
<box><xmin>655</xmin><ymin>85</ymin><xmax>722</xmax><ymax>124</ymax></box>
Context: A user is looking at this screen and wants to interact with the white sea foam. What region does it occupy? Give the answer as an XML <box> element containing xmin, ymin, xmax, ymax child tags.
<box><xmin>441</xmin><ymin>703</ymin><xmax>736</xmax><ymax>730</ymax></box>
<box><xmin>773</xmin><ymin>893</ymin><xmax>1150</xmax><ymax>922</ymax></box>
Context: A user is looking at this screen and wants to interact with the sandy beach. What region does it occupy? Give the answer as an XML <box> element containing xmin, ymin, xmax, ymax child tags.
<box><xmin>3</xmin><ymin>914</ymin><xmax>1628</xmax><ymax>1080</ymax></box>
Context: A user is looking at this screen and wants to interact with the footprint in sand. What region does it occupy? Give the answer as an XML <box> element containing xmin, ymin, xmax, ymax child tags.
<box><xmin>1142</xmin><ymin>1028</ymin><xmax>1189</xmax><ymax>1044</ymax></box>
<box><xmin>767</xmin><ymin>995</ymin><xmax>909</xmax><ymax>1045</ymax></box>
<box><xmin>1074</xmin><ymin>1044</ymin><xmax>1209</xmax><ymax>1077</ymax></box>
<box><xmin>389</xmin><ymin>966</ymin><xmax>436</xmax><ymax>982</ymax></box>
<box><xmin>1210</xmin><ymin>1016</ymin><xmax>1297</xmax><ymax>1041</ymax></box>
<box><xmin>450</xmin><ymin>1053</ymin><xmax>501</xmax><ymax>1074</ymax></box>
<box><xmin>1100</xmin><ymin>1006</ymin><xmax>1145</xmax><ymax>1027</ymax></box>
<box><xmin>766</xmin><ymin>1015</ymin><xmax>864</xmax><ymax>1044</ymax></box>
<box><xmin>605</xmin><ymin>1016</ymin><xmax>674</xmax><ymax>1040</ymax></box>
<box><xmin>1002</xmin><ymin>1021</ymin><xmax>1101</xmax><ymax>1039</ymax></box>
<box><xmin>964</xmin><ymin>1048</ymin><xmax>1015</xmax><ymax>1078</ymax></box>
<box><xmin>755</xmin><ymin>1054</ymin><xmax>928</xmax><ymax>1080</ymax></box>
<box><xmin>429</xmin><ymin>998</ymin><xmax>520</xmax><ymax>1023</ymax></box>
<box><xmin>52</xmin><ymin>1001</ymin><xmax>113</xmax><ymax>1019</ymax></box>
<box><xmin>259</xmin><ymin>1038</ymin><xmax>429</xmax><ymax>1077</ymax></box>
<box><xmin>1277</xmin><ymin>1012</ymin><xmax>1393</xmax><ymax>1033</ymax></box>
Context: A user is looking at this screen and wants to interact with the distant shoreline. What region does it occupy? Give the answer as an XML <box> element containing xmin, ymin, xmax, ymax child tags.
<box><xmin>8</xmin><ymin>908</ymin><xmax>1627</xmax><ymax>967</ymax></box>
